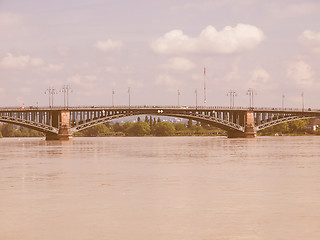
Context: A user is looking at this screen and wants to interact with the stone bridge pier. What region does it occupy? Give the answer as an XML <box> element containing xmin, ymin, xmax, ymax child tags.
<box><xmin>46</xmin><ymin>110</ymin><xmax>72</xmax><ymax>140</ymax></box>
<box><xmin>228</xmin><ymin>111</ymin><xmax>256</xmax><ymax>138</ymax></box>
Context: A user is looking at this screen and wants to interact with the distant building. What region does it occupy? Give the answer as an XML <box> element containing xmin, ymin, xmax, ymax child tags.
<box><xmin>306</xmin><ymin>118</ymin><xmax>320</xmax><ymax>132</ymax></box>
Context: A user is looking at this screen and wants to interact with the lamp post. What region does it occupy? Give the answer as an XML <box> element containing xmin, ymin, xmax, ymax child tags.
<box><xmin>128</xmin><ymin>87</ymin><xmax>131</xmax><ymax>108</ymax></box>
<box><xmin>112</xmin><ymin>89</ymin><xmax>115</xmax><ymax>107</ymax></box>
<box><xmin>227</xmin><ymin>90</ymin><xmax>237</xmax><ymax>108</ymax></box>
<box><xmin>301</xmin><ymin>92</ymin><xmax>304</xmax><ymax>111</ymax></box>
<box><xmin>45</xmin><ymin>87</ymin><xmax>57</xmax><ymax>108</ymax></box>
<box><xmin>282</xmin><ymin>93</ymin><xmax>285</xmax><ymax>109</ymax></box>
<box><xmin>195</xmin><ymin>88</ymin><xmax>198</xmax><ymax>109</ymax></box>
<box><xmin>177</xmin><ymin>89</ymin><xmax>180</xmax><ymax>106</ymax></box>
<box><xmin>246</xmin><ymin>88</ymin><xmax>256</xmax><ymax>109</ymax></box>
<box><xmin>60</xmin><ymin>85</ymin><xmax>72</xmax><ymax>109</ymax></box>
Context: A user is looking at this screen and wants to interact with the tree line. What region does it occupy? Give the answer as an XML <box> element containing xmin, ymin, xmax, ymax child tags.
<box><xmin>0</xmin><ymin>124</ymin><xmax>43</xmax><ymax>138</ymax></box>
<box><xmin>75</xmin><ymin>116</ymin><xmax>225</xmax><ymax>137</ymax></box>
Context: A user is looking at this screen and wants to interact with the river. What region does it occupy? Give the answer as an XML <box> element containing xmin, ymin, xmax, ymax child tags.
<box><xmin>1</xmin><ymin>136</ymin><xmax>320</xmax><ymax>240</ymax></box>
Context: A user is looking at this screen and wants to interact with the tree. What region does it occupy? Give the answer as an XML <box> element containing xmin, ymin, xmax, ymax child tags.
<box><xmin>1</xmin><ymin>124</ymin><xmax>14</xmax><ymax>137</ymax></box>
<box><xmin>144</xmin><ymin>116</ymin><xmax>149</xmax><ymax>123</ymax></box>
<box><xmin>149</xmin><ymin>116</ymin><xmax>153</xmax><ymax>127</ymax></box>
<box><xmin>137</xmin><ymin>117</ymin><xmax>141</xmax><ymax>122</ymax></box>
<box><xmin>153</xmin><ymin>122</ymin><xmax>176</xmax><ymax>136</ymax></box>
<box><xmin>126</xmin><ymin>121</ymin><xmax>151</xmax><ymax>136</ymax></box>
<box><xmin>174</xmin><ymin>123</ymin><xmax>187</xmax><ymax>131</ymax></box>
<box><xmin>157</xmin><ymin>117</ymin><xmax>161</xmax><ymax>123</ymax></box>
<box><xmin>81</xmin><ymin>124</ymin><xmax>110</xmax><ymax>137</ymax></box>
<box><xmin>112</xmin><ymin>122</ymin><xmax>123</xmax><ymax>132</ymax></box>
<box><xmin>187</xmin><ymin>119</ymin><xmax>193</xmax><ymax>128</ymax></box>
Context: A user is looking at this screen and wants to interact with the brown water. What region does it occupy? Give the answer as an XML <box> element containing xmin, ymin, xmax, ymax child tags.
<box><xmin>1</xmin><ymin>136</ymin><xmax>320</xmax><ymax>240</ymax></box>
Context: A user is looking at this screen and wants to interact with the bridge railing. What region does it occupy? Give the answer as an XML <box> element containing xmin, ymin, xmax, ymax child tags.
<box><xmin>0</xmin><ymin>105</ymin><xmax>319</xmax><ymax>112</ymax></box>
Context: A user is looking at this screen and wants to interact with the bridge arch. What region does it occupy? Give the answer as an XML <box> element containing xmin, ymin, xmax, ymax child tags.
<box><xmin>70</xmin><ymin>111</ymin><xmax>245</xmax><ymax>134</ymax></box>
<box><xmin>0</xmin><ymin>116</ymin><xmax>58</xmax><ymax>135</ymax></box>
<box><xmin>255</xmin><ymin>115</ymin><xmax>314</xmax><ymax>131</ymax></box>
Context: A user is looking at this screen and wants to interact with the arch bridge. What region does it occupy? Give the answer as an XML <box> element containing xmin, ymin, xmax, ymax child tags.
<box><xmin>1</xmin><ymin>106</ymin><xmax>319</xmax><ymax>140</ymax></box>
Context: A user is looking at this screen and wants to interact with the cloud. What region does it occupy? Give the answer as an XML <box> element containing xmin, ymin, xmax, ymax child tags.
<box><xmin>94</xmin><ymin>39</ymin><xmax>123</xmax><ymax>51</ymax></box>
<box><xmin>287</xmin><ymin>60</ymin><xmax>315</xmax><ymax>87</ymax></box>
<box><xmin>299</xmin><ymin>30</ymin><xmax>320</xmax><ymax>53</ymax></box>
<box><xmin>250</xmin><ymin>67</ymin><xmax>270</xmax><ymax>83</ymax></box>
<box><xmin>0</xmin><ymin>12</ymin><xmax>22</xmax><ymax>28</ymax></box>
<box><xmin>248</xmin><ymin>67</ymin><xmax>274</xmax><ymax>89</ymax></box>
<box><xmin>44</xmin><ymin>63</ymin><xmax>64</xmax><ymax>72</ymax></box>
<box><xmin>67</xmin><ymin>74</ymin><xmax>97</xmax><ymax>88</ymax></box>
<box><xmin>127</xmin><ymin>79</ymin><xmax>144</xmax><ymax>88</ymax></box>
<box><xmin>155</xmin><ymin>74</ymin><xmax>182</xmax><ymax>91</ymax></box>
<box><xmin>19</xmin><ymin>87</ymin><xmax>32</xmax><ymax>94</ymax></box>
<box><xmin>151</xmin><ymin>24</ymin><xmax>265</xmax><ymax>55</ymax></box>
<box><xmin>160</xmin><ymin>57</ymin><xmax>195</xmax><ymax>71</ymax></box>
<box><xmin>0</xmin><ymin>53</ymin><xmax>44</xmax><ymax>69</ymax></box>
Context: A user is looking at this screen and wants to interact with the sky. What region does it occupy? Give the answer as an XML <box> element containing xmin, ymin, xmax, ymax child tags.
<box><xmin>0</xmin><ymin>0</ymin><xmax>320</xmax><ymax>108</ymax></box>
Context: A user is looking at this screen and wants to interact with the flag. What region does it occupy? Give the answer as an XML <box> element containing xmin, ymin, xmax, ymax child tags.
<box><xmin>204</xmin><ymin>67</ymin><xmax>206</xmax><ymax>75</ymax></box>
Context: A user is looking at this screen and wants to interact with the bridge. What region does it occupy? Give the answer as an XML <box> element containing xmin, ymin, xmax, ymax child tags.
<box><xmin>1</xmin><ymin>106</ymin><xmax>320</xmax><ymax>140</ymax></box>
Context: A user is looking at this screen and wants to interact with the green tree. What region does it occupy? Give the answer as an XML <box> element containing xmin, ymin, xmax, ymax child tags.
<box><xmin>149</xmin><ymin>116</ymin><xmax>153</xmax><ymax>127</ymax></box>
<box><xmin>187</xmin><ymin>119</ymin><xmax>193</xmax><ymax>128</ymax></box>
<box><xmin>2</xmin><ymin>124</ymin><xmax>14</xmax><ymax>137</ymax></box>
<box><xmin>137</xmin><ymin>117</ymin><xmax>141</xmax><ymax>122</ymax></box>
<box><xmin>153</xmin><ymin>122</ymin><xmax>176</xmax><ymax>136</ymax></box>
<box><xmin>144</xmin><ymin>116</ymin><xmax>149</xmax><ymax>123</ymax></box>
<box><xmin>82</xmin><ymin>124</ymin><xmax>110</xmax><ymax>137</ymax></box>
<box><xmin>112</xmin><ymin>122</ymin><xmax>123</xmax><ymax>132</ymax></box>
<box><xmin>174</xmin><ymin>123</ymin><xmax>187</xmax><ymax>131</ymax></box>
<box><xmin>126</xmin><ymin>121</ymin><xmax>151</xmax><ymax>136</ymax></box>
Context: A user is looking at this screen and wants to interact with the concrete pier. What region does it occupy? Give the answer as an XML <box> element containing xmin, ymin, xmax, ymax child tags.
<box><xmin>46</xmin><ymin>110</ymin><xmax>72</xmax><ymax>140</ymax></box>
<box><xmin>228</xmin><ymin>111</ymin><xmax>256</xmax><ymax>138</ymax></box>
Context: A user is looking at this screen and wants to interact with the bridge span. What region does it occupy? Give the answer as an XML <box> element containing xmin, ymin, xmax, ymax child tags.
<box><xmin>1</xmin><ymin>106</ymin><xmax>319</xmax><ymax>140</ymax></box>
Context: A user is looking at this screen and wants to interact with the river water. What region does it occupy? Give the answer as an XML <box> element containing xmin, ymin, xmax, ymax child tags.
<box><xmin>0</xmin><ymin>136</ymin><xmax>320</xmax><ymax>240</ymax></box>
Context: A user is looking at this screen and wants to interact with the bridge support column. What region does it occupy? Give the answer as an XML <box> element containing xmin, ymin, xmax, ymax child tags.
<box><xmin>228</xmin><ymin>111</ymin><xmax>256</xmax><ymax>138</ymax></box>
<box><xmin>46</xmin><ymin>110</ymin><xmax>72</xmax><ymax>140</ymax></box>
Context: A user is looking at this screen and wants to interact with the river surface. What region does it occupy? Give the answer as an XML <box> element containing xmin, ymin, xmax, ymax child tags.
<box><xmin>0</xmin><ymin>136</ymin><xmax>320</xmax><ymax>240</ymax></box>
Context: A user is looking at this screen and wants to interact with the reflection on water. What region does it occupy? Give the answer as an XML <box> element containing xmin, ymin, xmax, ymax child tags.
<box><xmin>1</xmin><ymin>136</ymin><xmax>320</xmax><ymax>240</ymax></box>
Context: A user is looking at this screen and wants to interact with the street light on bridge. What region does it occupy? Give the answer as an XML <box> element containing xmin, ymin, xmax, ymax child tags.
<box><xmin>128</xmin><ymin>87</ymin><xmax>131</xmax><ymax>109</ymax></box>
<box><xmin>227</xmin><ymin>90</ymin><xmax>237</xmax><ymax>108</ymax></box>
<box><xmin>112</xmin><ymin>89</ymin><xmax>115</xmax><ymax>107</ymax></box>
<box><xmin>45</xmin><ymin>87</ymin><xmax>58</xmax><ymax>108</ymax></box>
<box><xmin>60</xmin><ymin>85</ymin><xmax>72</xmax><ymax>109</ymax></box>
<box><xmin>195</xmin><ymin>88</ymin><xmax>198</xmax><ymax>109</ymax></box>
<box><xmin>246</xmin><ymin>88</ymin><xmax>257</xmax><ymax>109</ymax></box>
<box><xmin>301</xmin><ymin>91</ymin><xmax>304</xmax><ymax>111</ymax></box>
<box><xmin>177</xmin><ymin>89</ymin><xmax>180</xmax><ymax>106</ymax></box>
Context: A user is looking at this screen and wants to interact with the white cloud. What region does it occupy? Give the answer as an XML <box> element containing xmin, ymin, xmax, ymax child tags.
<box><xmin>155</xmin><ymin>74</ymin><xmax>182</xmax><ymax>91</ymax></box>
<box><xmin>19</xmin><ymin>87</ymin><xmax>32</xmax><ymax>94</ymax></box>
<box><xmin>127</xmin><ymin>79</ymin><xmax>144</xmax><ymax>88</ymax></box>
<box><xmin>151</xmin><ymin>24</ymin><xmax>265</xmax><ymax>54</ymax></box>
<box><xmin>0</xmin><ymin>53</ymin><xmax>44</xmax><ymax>69</ymax></box>
<box><xmin>250</xmin><ymin>67</ymin><xmax>270</xmax><ymax>83</ymax></box>
<box><xmin>44</xmin><ymin>63</ymin><xmax>64</xmax><ymax>72</ymax></box>
<box><xmin>299</xmin><ymin>30</ymin><xmax>320</xmax><ymax>53</ymax></box>
<box><xmin>67</xmin><ymin>74</ymin><xmax>97</xmax><ymax>88</ymax></box>
<box><xmin>94</xmin><ymin>39</ymin><xmax>123</xmax><ymax>51</ymax></box>
<box><xmin>287</xmin><ymin>60</ymin><xmax>315</xmax><ymax>86</ymax></box>
<box><xmin>160</xmin><ymin>57</ymin><xmax>195</xmax><ymax>71</ymax></box>
<box><xmin>0</xmin><ymin>12</ymin><xmax>22</xmax><ymax>28</ymax></box>
<box><xmin>248</xmin><ymin>67</ymin><xmax>274</xmax><ymax>89</ymax></box>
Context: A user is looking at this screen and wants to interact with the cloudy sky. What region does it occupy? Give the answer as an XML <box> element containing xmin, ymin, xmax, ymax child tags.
<box><xmin>0</xmin><ymin>0</ymin><xmax>319</xmax><ymax>108</ymax></box>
